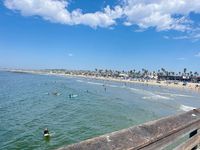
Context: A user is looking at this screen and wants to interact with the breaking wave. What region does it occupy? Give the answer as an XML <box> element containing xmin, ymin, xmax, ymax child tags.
<box><xmin>75</xmin><ymin>79</ymin><xmax>195</xmax><ymax>102</ymax></box>
<box><xmin>76</xmin><ymin>80</ymin><xmax>84</xmax><ymax>83</ymax></box>
<box><xmin>142</xmin><ymin>95</ymin><xmax>172</xmax><ymax>100</ymax></box>
<box><xmin>179</xmin><ymin>104</ymin><xmax>196</xmax><ymax>112</ymax></box>
<box><xmin>156</xmin><ymin>92</ymin><xmax>194</xmax><ymax>98</ymax></box>
<box><xmin>87</xmin><ymin>81</ymin><xmax>104</xmax><ymax>86</ymax></box>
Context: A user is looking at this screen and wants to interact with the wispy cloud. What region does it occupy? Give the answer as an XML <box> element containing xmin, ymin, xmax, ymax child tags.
<box><xmin>163</xmin><ymin>36</ymin><xmax>170</xmax><ymax>39</ymax></box>
<box><xmin>195</xmin><ymin>52</ymin><xmax>200</xmax><ymax>57</ymax></box>
<box><xmin>68</xmin><ymin>53</ymin><xmax>73</xmax><ymax>57</ymax></box>
<box><xmin>177</xmin><ymin>57</ymin><xmax>186</xmax><ymax>60</ymax></box>
<box><xmin>134</xmin><ymin>28</ymin><xmax>146</xmax><ymax>32</ymax></box>
<box><xmin>172</xmin><ymin>31</ymin><xmax>200</xmax><ymax>42</ymax></box>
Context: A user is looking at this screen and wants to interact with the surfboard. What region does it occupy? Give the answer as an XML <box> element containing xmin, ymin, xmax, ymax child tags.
<box><xmin>72</xmin><ymin>94</ymin><xmax>78</xmax><ymax>98</ymax></box>
<box><xmin>44</xmin><ymin>134</ymin><xmax>50</xmax><ymax>137</ymax></box>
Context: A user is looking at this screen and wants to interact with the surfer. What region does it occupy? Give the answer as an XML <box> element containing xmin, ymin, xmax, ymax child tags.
<box><xmin>69</xmin><ymin>94</ymin><xmax>78</xmax><ymax>98</ymax></box>
<box><xmin>43</xmin><ymin>128</ymin><xmax>50</xmax><ymax>137</ymax></box>
<box><xmin>52</xmin><ymin>92</ymin><xmax>61</xmax><ymax>96</ymax></box>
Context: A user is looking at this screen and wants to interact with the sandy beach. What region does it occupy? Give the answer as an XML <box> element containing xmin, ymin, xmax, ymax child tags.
<box><xmin>7</xmin><ymin>69</ymin><xmax>200</xmax><ymax>93</ymax></box>
<box><xmin>47</xmin><ymin>72</ymin><xmax>200</xmax><ymax>93</ymax></box>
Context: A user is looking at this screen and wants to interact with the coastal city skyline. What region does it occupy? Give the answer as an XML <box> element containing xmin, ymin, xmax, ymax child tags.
<box><xmin>1</xmin><ymin>0</ymin><xmax>200</xmax><ymax>72</ymax></box>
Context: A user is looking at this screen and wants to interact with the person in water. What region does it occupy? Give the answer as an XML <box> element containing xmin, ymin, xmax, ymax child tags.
<box><xmin>44</xmin><ymin>128</ymin><xmax>49</xmax><ymax>136</ymax></box>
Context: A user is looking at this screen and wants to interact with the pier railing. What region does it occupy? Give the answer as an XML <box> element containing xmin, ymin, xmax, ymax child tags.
<box><xmin>58</xmin><ymin>109</ymin><xmax>200</xmax><ymax>150</ymax></box>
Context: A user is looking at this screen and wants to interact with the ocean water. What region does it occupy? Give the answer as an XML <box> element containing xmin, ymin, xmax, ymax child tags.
<box><xmin>0</xmin><ymin>71</ymin><xmax>200</xmax><ymax>150</ymax></box>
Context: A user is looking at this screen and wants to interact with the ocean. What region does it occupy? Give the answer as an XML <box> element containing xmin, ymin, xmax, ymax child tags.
<box><xmin>0</xmin><ymin>71</ymin><xmax>200</xmax><ymax>150</ymax></box>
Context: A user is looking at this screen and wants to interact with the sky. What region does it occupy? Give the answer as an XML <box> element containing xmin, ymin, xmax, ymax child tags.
<box><xmin>0</xmin><ymin>0</ymin><xmax>200</xmax><ymax>72</ymax></box>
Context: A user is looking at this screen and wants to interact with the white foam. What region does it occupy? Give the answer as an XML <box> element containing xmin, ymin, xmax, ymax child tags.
<box><xmin>129</xmin><ymin>87</ymin><xmax>141</xmax><ymax>92</ymax></box>
<box><xmin>179</xmin><ymin>104</ymin><xmax>196</xmax><ymax>112</ymax></box>
<box><xmin>107</xmin><ymin>84</ymin><xmax>121</xmax><ymax>88</ymax></box>
<box><xmin>174</xmin><ymin>94</ymin><xmax>193</xmax><ymax>98</ymax></box>
<box><xmin>156</xmin><ymin>92</ymin><xmax>194</xmax><ymax>98</ymax></box>
<box><xmin>87</xmin><ymin>81</ymin><xmax>103</xmax><ymax>86</ymax></box>
<box><xmin>142</xmin><ymin>95</ymin><xmax>172</xmax><ymax>100</ymax></box>
<box><xmin>127</xmin><ymin>87</ymin><xmax>172</xmax><ymax>100</ymax></box>
<box><xmin>76</xmin><ymin>80</ymin><xmax>84</xmax><ymax>82</ymax></box>
<box><xmin>86</xmin><ymin>81</ymin><xmax>123</xmax><ymax>88</ymax></box>
<box><xmin>77</xmin><ymin>79</ymin><xmax>121</xmax><ymax>88</ymax></box>
<box><xmin>49</xmin><ymin>132</ymin><xmax>55</xmax><ymax>136</ymax></box>
<box><xmin>76</xmin><ymin>79</ymin><xmax>184</xmax><ymax>101</ymax></box>
<box><xmin>72</xmin><ymin>94</ymin><xmax>78</xmax><ymax>98</ymax></box>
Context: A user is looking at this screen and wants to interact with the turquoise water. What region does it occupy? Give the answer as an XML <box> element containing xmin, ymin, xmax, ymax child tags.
<box><xmin>0</xmin><ymin>71</ymin><xmax>200</xmax><ymax>150</ymax></box>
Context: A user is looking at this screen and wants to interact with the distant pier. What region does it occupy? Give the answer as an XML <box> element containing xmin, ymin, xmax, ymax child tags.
<box><xmin>58</xmin><ymin>109</ymin><xmax>200</xmax><ymax>150</ymax></box>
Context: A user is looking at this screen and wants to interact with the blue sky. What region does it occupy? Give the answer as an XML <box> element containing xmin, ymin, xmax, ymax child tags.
<box><xmin>0</xmin><ymin>0</ymin><xmax>200</xmax><ymax>72</ymax></box>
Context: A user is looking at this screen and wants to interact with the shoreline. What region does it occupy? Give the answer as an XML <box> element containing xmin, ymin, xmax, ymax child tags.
<box><xmin>64</xmin><ymin>74</ymin><xmax>200</xmax><ymax>93</ymax></box>
<box><xmin>5</xmin><ymin>70</ymin><xmax>200</xmax><ymax>93</ymax></box>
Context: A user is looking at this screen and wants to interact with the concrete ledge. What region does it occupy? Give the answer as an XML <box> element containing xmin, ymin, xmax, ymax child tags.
<box><xmin>57</xmin><ymin>109</ymin><xmax>200</xmax><ymax>150</ymax></box>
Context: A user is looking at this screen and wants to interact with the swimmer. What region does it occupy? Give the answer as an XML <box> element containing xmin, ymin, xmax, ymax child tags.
<box><xmin>43</xmin><ymin>128</ymin><xmax>50</xmax><ymax>137</ymax></box>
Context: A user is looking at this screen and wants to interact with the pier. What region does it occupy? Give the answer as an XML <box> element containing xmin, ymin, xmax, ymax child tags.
<box><xmin>58</xmin><ymin>109</ymin><xmax>200</xmax><ymax>150</ymax></box>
